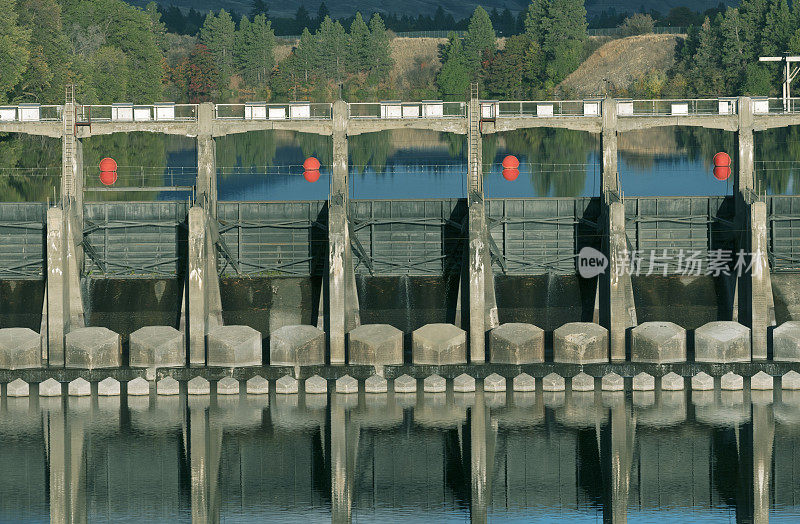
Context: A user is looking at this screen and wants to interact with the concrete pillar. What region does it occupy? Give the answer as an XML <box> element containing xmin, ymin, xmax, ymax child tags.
<box><xmin>328</xmin><ymin>100</ymin><xmax>360</xmax><ymax>364</ymax></box>
<box><xmin>600</xmin><ymin>99</ymin><xmax>636</xmax><ymax>361</ymax></box>
<box><xmin>465</xmin><ymin>91</ymin><xmax>498</xmax><ymax>362</ymax></box>
<box><xmin>736</xmin><ymin>97</ymin><xmax>775</xmax><ymax>359</ymax></box>
<box><xmin>197</xmin><ymin>102</ymin><xmax>216</xmax><ymax>217</ymax></box>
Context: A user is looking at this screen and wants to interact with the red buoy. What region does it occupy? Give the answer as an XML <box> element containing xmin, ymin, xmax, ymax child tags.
<box><xmin>99</xmin><ymin>157</ymin><xmax>117</xmax><ymax>172</ymax></box>
<box><xmin>502</xmin><ymin>168</ymin><xmax>519</xmax><ymax>181</ymax></box>
<box><xmin>100</xmin><ymin>170</ymin><xmax>118</xmax><ymax>186</ymax></box>
<box><xmin>713</xmin><ymin>166</ymin><xmax>731</xmax><ymax>181</ymax></box>
<box><xmin>303</xmin><ymin>157</ymin><xmax>321</xmax><ymax>171</ymax></box>
<box><xmin>304</xmin><ymin>170</ymin><xmax>320</xmax><ymax>183</ymax></box>
<box><xmin>501</xmin><ymin>155</ymin><xmax>520</xmax><ymax>169</ymax></box>
<box><xmin>713</xmin><ymin>152</ymin><xmax>731</xmax><ymax>168</ymax></box>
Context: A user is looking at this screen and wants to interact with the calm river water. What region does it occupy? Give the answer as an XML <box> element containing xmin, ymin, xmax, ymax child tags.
<box><xmin>2</xmin><ymin>126</ymin><xmax>800</xmax><ymax>202</ymax></box>
<box><xmin>1</xmin><ymin>382</ymin><xmax>799</xmax><ymax>522</ymax></box>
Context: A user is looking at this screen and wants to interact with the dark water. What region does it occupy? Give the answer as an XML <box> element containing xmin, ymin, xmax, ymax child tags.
<box><xmin>2</xmin><ymin>382</ymin><xmax>800</xmax><ymax>522</ymax></box>
<box><xmin>2</xmin><ymin>126</ymin><xmax>800</xmax><ymax>202</ymax></box>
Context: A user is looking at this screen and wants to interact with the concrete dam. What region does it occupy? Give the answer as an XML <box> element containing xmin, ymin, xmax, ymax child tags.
<box><xmin>2</xmin><ymin>90</ymin><xmax>800</xmax><ymax>396</ymax></box>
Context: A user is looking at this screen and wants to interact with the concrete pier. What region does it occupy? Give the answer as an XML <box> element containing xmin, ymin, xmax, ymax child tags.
<box><xmin>207</xmin><ymin>325</ymin><xmax>261</xmax><ymax>367</ymax></box>
<box><xmin>554</xmin><ymin>322</ymin><xmax>608</xmax><ymax>364</ymax></box>
<box><xmin>489</xmin><ymin>323</ymin><xmax>544</xmax><ymax>364</ymax></box>
<box><xmin>347</xmin><ymin>324</ymin><xmax>403</xmax><ymax>365</ymax></box>
<box><xmin>0</xmin><ymin>328</ymin><xmax>41</xmax><ymax>369</ymax></box>
<box><xmin>65</xmin><ymin>327</ymin><xmax>121</xmax><ymax>369</ymax></box>
<box><xmin>773</xmin><ymin>321</ymin><xmax>800</xmax><ymax>361</ymax></box>
<box><xmin>412</xmin><ymin>323</ymin><xmax>467</xmax><ymax>365</ymax></box>
<box><xmin>269</xmin><ymin>325</ymin><xmax>325</xmax><ymax>366</ymax></box>
<box><xmin>694</xmin><ymin>321</ymin><xmax>751</xmax><ymax>363</ymax></box>
<box><xmin>631</xmin><ymin>321</ymin><xmax>687</xmax><ymax>363</ymax></box>
<box><xmin>129</xmin><ymin>326</ymin><xmax>184</xmax><ymax>368</ymax></box>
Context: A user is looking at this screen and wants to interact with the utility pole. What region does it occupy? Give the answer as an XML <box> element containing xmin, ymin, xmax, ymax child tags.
<box><xmin>759</xmin><ymin>54</ymin><xmax>800</xmax><ymax>111</ymax></box>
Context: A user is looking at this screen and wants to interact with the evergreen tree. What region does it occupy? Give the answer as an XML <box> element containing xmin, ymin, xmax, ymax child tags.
<box><xmin>0</xmin><ymin>0</ymin><xmax>30</xmax><ymax>102</ymax></box>
<box><xmin>316</xmin><ymin>16</ymin><xmax>347</xmax><ymax>81</ymax></box>
<box><xmin>485</xmin><ymin>34</ymin><xmax>535</xmax><ymax>98</ymax></box>
<box><xmin>540</xmin><ymin>0</ymin><xmax>587</xmax><ymax>87</ymax></box>
<box><xmin>368</xmin><ymin>14</ymin><xmax>393</xmax><ymax>80</ymax></box>
<box><xmin>250</xmin><ymin>0</ymin><xmax>268</xmax><ymax>18</ymax></box>
<box><xmin>200</xmin><ymin>9</ymin><xmax>236</xmax><ymax>87</ymax></box>
<box><xmin>347</xmin><ymin>12</ymin><xmax>371</xmax><ymax>74</ymax></box>
<box><xmin>235</xmin><ymin>13</ymin><xmax>275</xmax><ymax>86</ymax></box>
<box><xmin>436</xmin><ymin>32</ymin><xmax>470</xmax><ymax>99</ymax></box>
<box><xmin>315</xmin><ymin>1</ymin><xmax>329</xmax><ymax>30</ymax></box>
<box><xmin>462</xmin><ymin>6</ymin><xmax>496</xmax><ymax>72</ymax></box>
<box><xmin>294</xmin><ymin>5</ymin><xmax>311</xmax><ymax>32</ymax></box>
<box><xmin>294</xmin><ymin>27</ymin><xmax>317</xmax><ymax>82</ymax></box>
<box><xmin>763</xmin><ymin>0</ymin><xmax>792</xmax><ymax>55</ymax></box>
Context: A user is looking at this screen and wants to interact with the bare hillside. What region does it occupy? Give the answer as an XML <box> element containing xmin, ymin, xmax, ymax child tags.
<box><xmin>558</xmin><ymin>34</ymin><xmax>681</xmax><ymax>98</ymax></box>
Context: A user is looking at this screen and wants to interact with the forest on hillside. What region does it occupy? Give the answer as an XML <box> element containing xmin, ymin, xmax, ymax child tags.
<box><xmin>3</xmin><ymin>0</ymin><xmax>796</xmax><ymax>106</ymax></box>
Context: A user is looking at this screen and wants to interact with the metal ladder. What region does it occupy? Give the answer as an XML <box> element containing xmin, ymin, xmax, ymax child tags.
<box><xmin>62</xmin><ymin>85</ymin><xmax>76</xmax><ymax>201</ymax></box>
<box><xmin>468</xmin><ymin>82</ymin><xmax>480</xmax><ymax>194</ymax></box>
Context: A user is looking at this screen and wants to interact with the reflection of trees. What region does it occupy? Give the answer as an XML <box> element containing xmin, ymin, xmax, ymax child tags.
<box><xmin>755</xmin><ymin>127</ymin><xmax>800</xmax><ymax>195</ymax></box>
<box><xmin>0</xmin><ymin>133</ymin><xmax>61</xmax><ymax>202</ymax></box>
<box><xmin>499</xmin><ymin>128</ymin><xmax>597</xmax><ymax>197</ymax></box>
<box><xmin>349</xmin><ymin>131</ymin><xmax>392</xmax><ymax>174</ymax></box>
<box><xmin>216</xmin><ymin>131</ymin><xmax>277</xmax><ymax>174</ymax></box>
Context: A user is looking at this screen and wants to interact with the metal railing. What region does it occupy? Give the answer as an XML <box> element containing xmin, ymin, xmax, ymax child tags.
<box><xmin>617</xmin><ymin>98</ymin><xmax>738</xmax><ymax>117</ymax></box>
<box><xmin>760</xmin><ymin>98</ymin><xmax>800</xmax><ymax>115</ymax></box>
<box><xmin>0</xmin><ymin>105</ymin><xmax>63</xmax><ymax>122</ymax></box>
<box><xmin>348</xmin><ymin>101</ymin><xmax>467</xmax><ymax>119</ymax></box>
<box><xmin>492</xmin><ymin>100</ymin><xmax>601</xmax><ymax>118</ymax></box>
<box><xmin>214</xmin><ymin>103</ymin><xmax>332</xmax><ymax>120</ymax></box>
<box><xmin>77</xmin><ymin>104</ymin><xmax>198</xmax><ymax>122</ymax></box>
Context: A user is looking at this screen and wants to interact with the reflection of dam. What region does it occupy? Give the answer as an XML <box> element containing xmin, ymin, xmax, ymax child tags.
<box><xmin>2</xmin><ymin>386</ymin><xmax>799</xmax><ymax>522</ymax></box>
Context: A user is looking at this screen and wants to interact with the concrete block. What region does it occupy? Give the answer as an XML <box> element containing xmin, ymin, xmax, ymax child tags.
<box><xmin>423</xmin><ymin>374</ymin><xmax>446</xmax><ymax>393</ymax></box>
<box><xmin>127</xmin><ymin>377</ymin><xmax>150</xmax><ymax>396</ymax></box>
<box><xmin>275</xmin><ymin>375</ymin><xmax>298</xmax><ymax>394</ymax></box>
<box><xmin>68</xmin><ymin>378</ymin><xmax>91</xmax><ymax>396</ymax></box>
<box><xmin>129</xmin><ymin>326</ymin><xmax>183</xmax><ymax>368</ymax></box>
<box><xmin>484</xmin><ymin>373</ymin><xmax>506</xmax><ymax>392</ymax></box>
<box><xmin>65</xmin><ymin>327</ymin><xmax>121</xmax><ymax>369</ymax></box>
<box><xmin>348</xmin><ymin>324</ymin><xmax>403</xmax><ymax>365</ymax></box>
<box><xmin>394</xmin><ymin>374</ymin><xmax>417</xmax><ymax>393</ymax></box>
<box><xmin>572</xmin><ymin>372</ymin><xmax>594</xmax><ymax>391</ymax></box>
<box><xmin>694</xmin><ymin>321</ymin><xmax>751</xmax><ymax>363</ymax></box>
<box><xmin>412</xmin><ymin>324</ymin><xmax>466</xmax><ymax>365</ymax></box>
<box><xmin>217</xmin><ymin>377</ymin><xmax>239</xmax><ymax>395</ymax></box>
<box><xmin>270</xmin><ymin>325</ymin><xmax>325</xmax><ymax>366</ymax></box>
<box><xmin>721</xmin><ymin>371</ymin><xmax>743</xmax><ymax>390</ymax></box>
<box><xmin>246</xmin><ymin>375</ymin><xmax>269</xmax><ymax>394</ymax></box>
<box><xmin>0</xmin><ymin>328</ymin><xmax>41</xmax><ymax>369</ymax></box>
<box><xmin>98</xmin><ymin>377</ymin><xmax>120</xmax><ymax>396</ymax></box>
<box><xmin>39</xmin><ymin>378</ymin><xmax>61</xmax><ymax>397</ymax></box>
<box><xmin>365</xmin><ymin>375</ymin><xmax>388</xmax><ymax>393</ymax></box>
<box><xmin>554</xmin><ymin>323</ymin><xmax>608</xmax><ymax>364</ymax></box>
<box><xmin>489</xmin><ymin>323</ymin><xmax>544</xmax><ymax>364</ymax></box>
<box><xmin>336</xmin><ymin>375</ymin><xmax>358</xmax><ymax>394</ymax></box>
<box><xmin>187</xmin><ymin>376</ymin><xmax>210</xmax><ymax>395</ymax></box>
<box><xmin>751</xmin><ymin>371</ymin><xmax>773</xmax><ymax>390</ymax></box>
<box><xmin>691</xmin><ymin>372</ymin><xmax>714</xmax><ymax>391</ymax></box>
<box><xmin>633</xmin><ymin>372</ymin><xmax>655</xmax><ymax>391</ymax></box>
<box><xmin>208</xmin><ymin>325</ymin><xmax>261</xmax><ymax>367</ymax></box>
<box><xmin>453</xmin><ymin>373</ymin><xmax>475</xmax><ymax>393</ymax></box>
<box><xmin>7</xmin><ymin>378</ymin><xmax>29</xmax><ymax>397</ymax></box>
<box><xmin>543</xmin><ymin>373</ymin><xmax>565</xmax><ymax>392</ymax></box>
<box><xmin>513</xmin><ymin>373</ymin><xmax>535</xmax><ymax>392</ymax></box>
<box><xmin>782</xmin><ymin>371</ymin><xmax>800</xmax><ymax>390</ymax></box>
<box><xmin>661</xmin><ymin>372</ymin><xmax>684</xmax><ymax>391</ymax></box>
<box><xmin>305</xmin><ymin>375</ymin><xmax>327</xmax><ymax>394</ymax></box>
<box><xmin>157</xmin><ymin>377</ymin><xmax>179</xmax><ymax>395</ymax></box>
<box><xmin>602</xmin><ymin>372</ymin><xmax>624</xmax><ymax>391</ymax></box>
<box><xmin>773</xmin><ymin>321</ymin><xmax>800</xmax><ymax>361</ymax></box>
<box><xmin>631</xmin><ymin>322</ymin><xmax>686</xmax><ymax>363</ymax></box>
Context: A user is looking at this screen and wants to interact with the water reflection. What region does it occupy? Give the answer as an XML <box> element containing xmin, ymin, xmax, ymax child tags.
<box><xmin>2</xmin><ymin>380</ymin><xmax>800</xmax><ymax>522</ymax></box>
<box><xmin>4</xmin><ymin>126</ymin><xmax>800</xmax><ymax>202</ymax></box>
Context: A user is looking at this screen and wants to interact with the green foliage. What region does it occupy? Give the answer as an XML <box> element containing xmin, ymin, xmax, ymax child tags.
<box><xmin>0</xmin><ymin>0</ymin><xmax>30</xmax><ymax>102</ymax></box>
<box><xmin>462</xmin><ymin>6</ymin><xmax>496</xmax><ymax>71</ymax></box>
<box><xmin>436</xmin><ymin>32</ymin><xmax>470</xmax><ymax>99</ymax></box>
<box><xmin>235</xmin><ymin>14</ymin><xmax>275</xmax><ymax>86</ymax></box>
<box><xmin>170</xmin><ymin>43</ymin><xmax>219</xmax><ymax>102</ymax></box>
<box><xmin>617</xmin><ymin>13</ymin><xmax>655</xmax><ymax>37</ymax></box>
<box><xmin>484</xmin><ymin>35</ymin><xmax>538</xmax><ymax>99</ymax></box>
<box><xmin>200</xmin><ymin>9</ymin><xmax>236</xmax><ymax>87</ymax></box>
